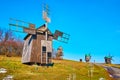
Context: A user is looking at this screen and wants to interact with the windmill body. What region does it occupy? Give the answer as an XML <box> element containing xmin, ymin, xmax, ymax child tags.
<box><xmin>85</xmin><ymin>54</ymin><xmax>91</xmax><ymax>62</ymax></box>
<box><xmin>104</xmin><ymin>55</ymin><xmax>112</xmax><ymax>64</ymax></box>
<box><xmin>56</xmin><ymin>46</ymin><xmax>63</xmax><ymax>60</ymax></box>
<box><xmin>9</xmin><ymin>18</ymin><xmax>70</xmax><ymax>65</ymax></box>
<box><xmin>22</xmin><ymin>24</ymin><xmax>53</xmax><ymax>65</ymax></box>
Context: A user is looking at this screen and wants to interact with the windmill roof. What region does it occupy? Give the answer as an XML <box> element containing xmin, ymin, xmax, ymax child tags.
<box><xmin>24</xmin><ymin>34</ymin><xmax>31</xmax><ymax>40</ymax></box>
<box><xmin>24</xmin><ymin>24</ymin><xmax>53</xmax><ymax>40</ymax></box>
<box><xmin>104</xmin><ymin>56</ymin><xmax>112</xmax><ymax>58</ymax></box>
<box><xmin>36</xmin><ymin>24</ymin><xmax>53</xmax><ymax>35</ymax></box>
<box><xmin>85</xmin><ymin>54</ymin><xmax>91</xmax><ymax>57</ymax></box>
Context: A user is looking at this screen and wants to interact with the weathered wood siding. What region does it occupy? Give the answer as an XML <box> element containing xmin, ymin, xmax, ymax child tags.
<box><xmin>22</xmin><ymin>32</ymin><xmax>53</xmax><ymax>64</ymax></box>
<box><xmin>41</xmin><ymin>40</ymin><xmax>52</xmax><ymax>52</ymax></box>
<box><xmin>22</xmin><ymin>35</ymin><xmax>33</xmax><ymax>63</ymax></box>
<box><xmin>41</xmin><ymin>40</ymin><xmax>52</xmax><ymax>64</ymax></box>
<box><xmin>30</xmin><ymin>34</ymin><xmax>44</xmax><ymax>63</ymax></box>
<box><xmin>30</xmin><ymin>35</ymin><xmax>38</xmax><ymax>63</ymax></box>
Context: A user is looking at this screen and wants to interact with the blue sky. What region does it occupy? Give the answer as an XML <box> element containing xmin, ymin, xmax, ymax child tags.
<box><xmin>0</xmin><ymin>0</ymin><xmax>120</xmax><ymax>64</ymax></box>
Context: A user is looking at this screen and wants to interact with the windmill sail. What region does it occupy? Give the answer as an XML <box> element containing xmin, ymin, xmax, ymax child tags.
<box><xmin>23</xmin><ymin>28</ymin><xmax>36</xmax><ymax>35</ymax></box>
<box><xmin>9</xmin><ymin>18</ymin><xmax>36</xmax><ymax>34</ymax></box>
<box><xmin>53</xmin><ymin>30</ymin><xmax>70</xmax><ymax>43</ymax></box>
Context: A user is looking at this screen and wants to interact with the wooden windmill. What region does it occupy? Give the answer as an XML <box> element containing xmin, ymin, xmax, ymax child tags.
<box><xmin>56</xmin><ymin>46</ymin><xmax>63</xmax><ymax>60</ymax></box>
<box><xmin>9</xmin><ymin>4</ymin><xmax>70</xmax><ymax>65</ymax></box>
<box><xmin>85</xmin><ymin>54</ymin><xmax>91</xmax><ymax>62</ymax></box>
<box><xmin>104</xmin><ymin>54</ymin><xmax>113</xmax><ymax>64</ymax></box>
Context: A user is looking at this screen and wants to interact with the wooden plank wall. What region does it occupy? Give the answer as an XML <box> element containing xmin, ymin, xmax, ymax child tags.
<box><xmin>30</xmin><ymin>34</ymin><xmax>45</xmax><ymax>63</ymax></box>
<box><xmin>30</xmin><ymin>35</ymin><xmax>38</xmax><ymax>63</ymax></box>
<box><xmin>22</xmin><ymin>35</ymin><xmax>32</xmax><ymax>63</ymax></box>
<box><xmin>23</xmin><ymin>33</ymin><xmax>53</xmax><ymax>64</ymax></box>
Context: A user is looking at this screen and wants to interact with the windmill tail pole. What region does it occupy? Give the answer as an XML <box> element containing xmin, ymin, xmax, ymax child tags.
<box><xmin>45</xmin><ymin>23</ymin><xmax>48</xmax><ymax>40</ymax></box>
<box><xmin>45</xmin><ymin>22</ymin><xmax>48</xmax><ymax>64</ymax></box>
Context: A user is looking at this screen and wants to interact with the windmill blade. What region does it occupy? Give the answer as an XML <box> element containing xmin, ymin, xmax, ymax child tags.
<box><xmin>24</xmin><ymin>27</ymin><xmax>36</xmax><ymax>34</ymax></box>
<box><xmin>9</xmin><ymin>18</ymin><xmax>36</xmax><ymax>34</ymax></box>
<box><xmin>111</xmin><ymin>56</ymin><xmax>114</xmax><ymax>61</ymax></box>
<box><xmin>53</xmin><ymin>30</ymin><xmax>70</xmax><ymax>43</ymax></box>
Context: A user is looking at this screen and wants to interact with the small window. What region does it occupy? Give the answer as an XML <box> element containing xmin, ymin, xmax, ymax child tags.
<box><xmin>48</xmin><ymin>52</ymin><xmax>52</xmax><ymax>58</ymax></box>
<box><xmin>42</xmin><ymin>46</ymin><xmax>46</xmax><ymax>53</ymax></box>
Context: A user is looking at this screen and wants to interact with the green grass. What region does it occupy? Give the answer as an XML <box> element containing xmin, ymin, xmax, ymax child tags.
<box><xmin>0</xmin><ymin>55</ymin><xmax>114</xmax><ymax>80</ymax></box>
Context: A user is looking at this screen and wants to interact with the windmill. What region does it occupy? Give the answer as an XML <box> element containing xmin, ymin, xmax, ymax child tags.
<box><xmin>104</xmin><ymin>54</ymin><xmax>113</xmax><ymax>64</ymax></box>
<box><xmin>9</xmin><ymin>4</ymin><xmax>70</xmax><ymax>65</ymax></box>
<box><xmin>56</xmin><ymin>46</ymin><xmax>63</xmax><ymax>60</ymax></box>
<box><xmin>85</xmin><ymin>53</ymin><xmax>91</xmax><ymax>62</ymax></box>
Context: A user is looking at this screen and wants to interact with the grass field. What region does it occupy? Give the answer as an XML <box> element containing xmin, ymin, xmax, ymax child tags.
<box><xmin>0</xmin><ymin>55</ymin><xmax>114</xmax><ymax>80</ymax></box>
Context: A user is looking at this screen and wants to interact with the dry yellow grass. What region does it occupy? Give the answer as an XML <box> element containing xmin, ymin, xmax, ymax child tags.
<box><xmin>0</xmin><ymin>55</ymin><xmax>114</xmax><ymax>80</ymax></box>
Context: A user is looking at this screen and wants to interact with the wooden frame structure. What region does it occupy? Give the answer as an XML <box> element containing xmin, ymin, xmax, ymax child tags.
<box><xmin>9</xmin><ymin>3</ymin><xmax>70</xmax><ymax>65</ymax></box>
<box><xmin>21</xmin><ymin>24</ymin><xmax>53</xmax><ymax>65</ymax></box>
<box><xmin>85</xmin><ymin>54</ymin><xmax>91</xmax><ymax>62</ymax></box>
<box><xmin>104</xmin><ymin>56</ymin><xmax>112</xmax><ymax>64</ymax></box>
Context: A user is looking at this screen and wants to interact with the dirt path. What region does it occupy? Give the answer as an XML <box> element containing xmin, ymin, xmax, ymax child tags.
<box><xmin>104</xmin><ymin>66</ymin><xmax>120</xmax><ymax>80</ymax></box>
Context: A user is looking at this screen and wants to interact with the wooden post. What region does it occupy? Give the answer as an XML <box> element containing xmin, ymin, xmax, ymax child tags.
<box><xmin>45</xmin><ymin>23</ymin><xmax>48</xmax><ymax>64</ymax></box>
<box><xmin>41</xmin><ymin>45</ymin><xmax>42</xmax><ymax>64</ymax></box>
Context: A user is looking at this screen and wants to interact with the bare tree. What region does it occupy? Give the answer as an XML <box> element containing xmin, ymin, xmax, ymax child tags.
<box><xmin>0</xmin><ymin>28</ymin><xmax>4</xmax><ymax>42</ymax></box>
<box><xmin>0</xmin><ymin>28</ymin><xmax>23</xmax><ymax>56</ymax></box>
<box><xmin>4</xmin><ymin>30</ymin><xmax>14</xmax><ymax>41</ymax></box>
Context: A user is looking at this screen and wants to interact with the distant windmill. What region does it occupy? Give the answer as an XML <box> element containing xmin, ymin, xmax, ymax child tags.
<box><xmin>85</xmin><ymin>53</ymin><xmax>91</xmax><ymax>62</ymax></box>
<box><xmin>9</xmin><ymin>4</ymin><xmax>70</xmax><ymax>65</ymax></box>
<box><xmin>104</xmin><ymin>54</ymin><xmax>113</xmax><ymax>64</ymax></box>
<box><xmin>56</xmin><ymin>46</ymin><xmax>63</xmax><ymax>60</ymax></box>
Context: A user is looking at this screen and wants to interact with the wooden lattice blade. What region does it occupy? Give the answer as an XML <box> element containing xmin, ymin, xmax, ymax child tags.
<box><xmin>9</xmin><ymin>18</ymin><xmax>36</xmax><ymax>34</ymax></box>
<box><xmin>24</xmin><ymin>28</ymin><xmax>36</xmax><ymax>34</ymax></box>
<box><xmin>53</xmin><ymin>30</ymin><xmax>70</xmax><ymax>43</ymax></box>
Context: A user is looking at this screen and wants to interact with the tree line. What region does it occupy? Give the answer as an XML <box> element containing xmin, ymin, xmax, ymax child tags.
<box><xmin>0</xmin><ymin>28</ymin><xmax>23</xmax><ymax>57</ymax></box>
